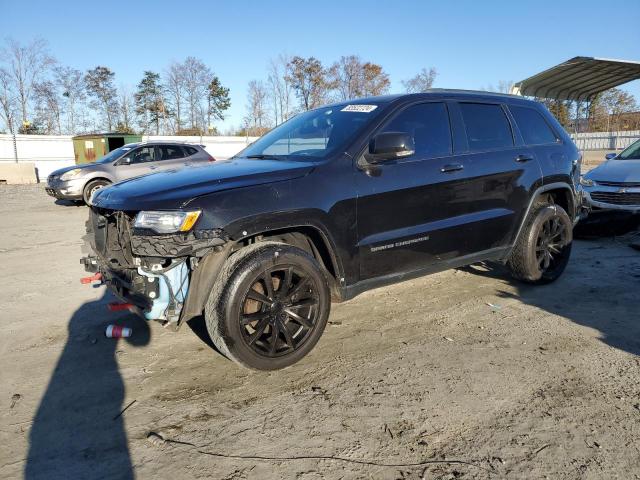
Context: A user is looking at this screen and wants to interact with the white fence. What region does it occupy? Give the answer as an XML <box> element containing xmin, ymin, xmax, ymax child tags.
<box><xmin>569</xmin><ymin>131</ymin><xmax>640</xmax><ymax>151</ymax></box>
<box><xmin>0</xmin><ymin>134</ymin><xmax>257</xmax><ymax>180</ymax></box>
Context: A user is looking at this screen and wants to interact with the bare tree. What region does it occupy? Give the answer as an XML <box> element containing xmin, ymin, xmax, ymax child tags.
<box><xmin>0</xmin><ymin>67</ymin><xmax>18</xmax><ymax>134</ymax></box>
<box><xmin>483</xmin><ymin>80</ymin><xmax>514</xmax><ymax>94</ymax></box>
<box><xmin>286</xmin><ymin>56</ymin><xmax>331</xmax><ymax>111</ymax></box>
<box><xmin>328</xmin><ymin>55</ymin><xmax>362</xmax><ymax>101</ymax></box>
<box><xmin>1</xmin><ymin>38</ymin><xmax>55</xmax><ymax>125</ymax></box>
<box><xmin>33</xmin><ymin>80</ymin><xmax>62</xmax><ymax>133</ymax></box>
<box><xmin>117</xmin><ymin>85</ymin><xmax>136</xmax><ymax>133</ymax></box>
<box><xmin>402</xmin><ymin>67</ymin><xmax>437</xmax><ymax>93</ymax></box>
<box><xmin>54</xmin><ymin>66</ymin><xmax>85</xmax><ymax>134</ymax></box>
<box><xmin>267</xmin><ymin>54</ymin><xmax>294</xmax><ymax>125</ymax></box>
<box><xmin>328</xmin><ymin>56</ymin><xmax>390</xmax><ymax>100</ymax></box>
<box><xmin>182</xmin><ymin>57</ymin><xmax>211</xmax><ymax>131</ymax></box>
<box><xmin>244</xmin><ymin>80</ymin><xmax>269</xmax><ymax>136</ymax></box>
<box><xmin>165</xmin><ymin>62</ymin><xmax>185</xmax><ymax>132</ymax></box>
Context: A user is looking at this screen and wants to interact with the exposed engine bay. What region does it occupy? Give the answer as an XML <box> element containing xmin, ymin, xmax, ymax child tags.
<box><xmin>81</xmin><ymin>208</ymin><xmax>225</xmax><ymax>324</ymax></box>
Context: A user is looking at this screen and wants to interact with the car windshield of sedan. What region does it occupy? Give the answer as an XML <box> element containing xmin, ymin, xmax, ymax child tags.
<box><xmin>618</xmin><ymin>140</ymin><xmax>640</xmax><ymax>160</ymax></box>
<box><xmin>237</xmin><ymin>104</ymin><xmax>383</xmax><ymax>160</ymax></box>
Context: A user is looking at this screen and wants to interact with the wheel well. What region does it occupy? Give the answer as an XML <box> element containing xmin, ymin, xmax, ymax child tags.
<box><xmin>244</xmin><ymin>227</ymin><xmax>339</xmax><ymax>281</ymax></box>
<box><xmin>538</xmin><ymin>187</ymin><xmax>573</xmax><ymax>218</ymax></box>
<box><xmin>85</xmin><ymin>177</ymin><xmax>111</xmax><ymax>191</ymax></box>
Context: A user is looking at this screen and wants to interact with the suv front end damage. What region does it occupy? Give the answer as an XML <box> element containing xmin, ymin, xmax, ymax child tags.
<box><xmin>82</xmin><ymin>207</ymin><xmax>226</xmax><ymax>325</ymax></box>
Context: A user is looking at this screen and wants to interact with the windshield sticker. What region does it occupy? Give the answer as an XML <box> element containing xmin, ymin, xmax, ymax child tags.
<box><xmin>341</xmin><ymin>104</ymin><xmax>378</xmax><ymax>113</ymax></box>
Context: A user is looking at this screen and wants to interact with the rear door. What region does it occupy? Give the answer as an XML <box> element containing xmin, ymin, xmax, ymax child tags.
<box><xmin>444</xmin><ymin>101</ymin><xmax>542</xmax><ymax>253</ymax></box>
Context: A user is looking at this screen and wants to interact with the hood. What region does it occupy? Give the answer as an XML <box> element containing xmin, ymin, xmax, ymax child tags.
<box><xmin>586</xmin><ymin>159</ymin><xmax>640</xmax><ymax>183</ymax></box>
<box><xmin>91</xmin><ymin>158</ymin><xmax>315</xmax><ymax>210</ymax></box>
<box><xmin>50</xmin><ymin>162</ymin><xmax>99</xmax><ymax>177</ymax></box>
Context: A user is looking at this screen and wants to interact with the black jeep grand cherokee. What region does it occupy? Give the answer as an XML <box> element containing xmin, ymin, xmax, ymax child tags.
<box><xmin>84</xmin><ymin>90</ymin><xmax>581</xmax><ymax>370</ymax></box>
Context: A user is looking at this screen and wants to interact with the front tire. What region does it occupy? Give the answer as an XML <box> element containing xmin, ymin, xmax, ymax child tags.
<box><xmin>83</xmin><ymin>179</ymin><xmax>110</xmax><ymax>205</ymax></box>
<box><xmin>507</xmin><ymin>202</ymin><xmax>573</xmax><ymax>284</ymax></box>
<box><xmin>205</xmin><ymin>242</ymin><xmax>331</xmax><ymax>370</ymax></box>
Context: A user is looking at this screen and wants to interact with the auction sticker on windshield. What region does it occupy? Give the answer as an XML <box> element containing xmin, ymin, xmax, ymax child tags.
<box><xmin>341</xmin><ymin>105</ymin><xmax>378</xmax><ymax>113</ymax></box>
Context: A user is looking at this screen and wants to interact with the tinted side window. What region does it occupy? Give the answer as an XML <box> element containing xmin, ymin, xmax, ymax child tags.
<box><xmin>381</xmin><ymin>102</ymin><xmax>451</xmax><ymax>158</ymax></box>
<box><xmin>158</xmin><ymin>145</ymin><xmax>185</xmax><ymax>161</ymax></box>
<box><xmin>130</xmin><ymin>146</ymin><xmax>156</xmax><ymax>164</ymax></box>
<box><xmin>185</xmin><ymin>146</ymin><xmax>198</xmax><ymax>156</ymax></box>
<box><xmin>459</xmin><ymin>103</ymin><xmax>513</xmax><ymax>151</ymax></box>
<box><xmin>510</xmin><ymin>106</ymin><xmax>558</xmax><ymax>145</ymax></box>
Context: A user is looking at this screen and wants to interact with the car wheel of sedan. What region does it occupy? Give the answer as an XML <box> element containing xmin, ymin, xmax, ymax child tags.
<box><xmin>205</xmin><ymin>242</ymin><xmax>330</xmax><ymax>370</ymax></box>
<box><xmin>83</xmin><ymin>179</ymin><xmax>110</xmax><ymax>205</ymax></box>
<box><xmin>507</xmin><ymin>202</ymin><xmax>573</xmax><ymax>284</ymax></box>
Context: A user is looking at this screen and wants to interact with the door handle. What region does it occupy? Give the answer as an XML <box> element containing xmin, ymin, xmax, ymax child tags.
<box><xmin>441</xmin><ymin>163</ymin><xmax>464</xmax><ymax>173</ymax></box>
<box><xmin>515</xmin><ymin>154</ymin><xmax>534</xmax><ymax>163</ymax></box>
<box><xmin>149</xmin><ymin>166</ymin><xmax>157</xmax><ymax>170</ymax></box>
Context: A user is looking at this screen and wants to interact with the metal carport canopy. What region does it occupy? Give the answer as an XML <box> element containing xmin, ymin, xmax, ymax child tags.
<box><xmin>511</xmin><ymin>56</ymin><xmax>640</xmax><ymax>102</ymax></box>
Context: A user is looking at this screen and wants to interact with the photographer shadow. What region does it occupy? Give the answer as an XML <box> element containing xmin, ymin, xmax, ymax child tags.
<box><xmin>25</xmin><ymin>294</ymin><xmax>150</xmax><ymax>480</ymax></box>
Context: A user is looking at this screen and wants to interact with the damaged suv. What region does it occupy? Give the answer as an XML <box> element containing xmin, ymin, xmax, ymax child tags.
<box><xmin>83</xmin><ymin>91</ymin><xmax>581</xmax><ymax>370</ymax></box>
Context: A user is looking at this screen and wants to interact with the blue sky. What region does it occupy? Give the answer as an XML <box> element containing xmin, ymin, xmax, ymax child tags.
<box><xmin>2</xmin><ymin>0</ymin><xmax>639</xmax><ymax>129</ymax></box>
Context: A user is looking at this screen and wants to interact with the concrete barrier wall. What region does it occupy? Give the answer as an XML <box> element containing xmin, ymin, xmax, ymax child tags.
<box><xmin>0</xmin><ymin>134</ymin><xmax>258</xmax><ymax>182</ymax></box>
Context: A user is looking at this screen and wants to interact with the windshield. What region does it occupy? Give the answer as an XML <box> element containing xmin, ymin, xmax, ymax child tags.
<box><xmin>237</xmin><ymin>104</ymin><xmax>383</xmax><ymax>160</ymax></box>
<box><xmin>96</xmin><ymin>145</ymin><xmax>136</xmax><ymax>163</ymax></box>
<box><xmin>617</xmin><ymin>140</ymin><xmax>640</xmax><ymax>160</ymax></box>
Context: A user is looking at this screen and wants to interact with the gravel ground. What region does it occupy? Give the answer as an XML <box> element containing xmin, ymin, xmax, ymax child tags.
<box><xmin>1</xmin><ymin>184</ymin><xmax>639</xmax><ymax>480</ymax></box>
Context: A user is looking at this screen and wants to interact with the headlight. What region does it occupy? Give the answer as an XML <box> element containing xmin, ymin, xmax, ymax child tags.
<box><xmin>134</xmin><ymin>210</ymin><xmax>201</xmax><ymax>234</ymax></box>
<box><xmin>579</xmin><ymin>176</ymin><xmax>595</xmax><ymax>187</ymax></box>
<box><xmin>60</xmin><ymin>168</ymin><xmax>83</xmax><ymax>181</ymax></box>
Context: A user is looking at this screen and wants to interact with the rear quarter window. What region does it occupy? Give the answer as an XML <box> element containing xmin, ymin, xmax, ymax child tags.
<box><xmin>185</xmin><ymin>146</ymin><xmax>199</xmax><ymax>156</ymax></box>
<box><xmin>458</xmin><ymin>103</ymin><xmax>514</xmax><ymax>151</ymax></box>
<box><xmin>510</xmin><ymin>105</ymin><xmax>559</xmax><ymax>145</ymax></box>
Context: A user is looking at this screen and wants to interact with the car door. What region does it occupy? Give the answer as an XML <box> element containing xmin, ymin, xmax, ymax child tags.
<box><xmin>356</xmin><ymin>101</ymin><xmax>462</xmax><ymax>280</ymax></box>
<box><xmin>112</xmin><ymin>146</ymin><xmax>158</xmax><ymax>182</ymax></box>
<box><xmin>443</xmin><ymin>101</ymin><xmax>542</xmax><ymax>255</ymax></box>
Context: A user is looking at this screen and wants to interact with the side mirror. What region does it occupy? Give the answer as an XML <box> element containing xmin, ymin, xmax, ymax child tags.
<box><xmin>365</xmin><ymin>132</ymin><xmax>415</xmax><ymax>163</ymax></box>
<box><xmin>605</xmin><ymin>153</ymin><xmax>617</xmax><ymax>160</ymax></box>
<box><xmin>119</xmin><ymin>157</ymin><xmax>131</xmax><ymax>165</ymax></box>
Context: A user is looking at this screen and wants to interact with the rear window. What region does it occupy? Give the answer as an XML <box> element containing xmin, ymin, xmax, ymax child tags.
<box><xmin>159</xmin><ymin>145</ymin><xmax>185</xmax><ymax>160</ymax></box>
<box><xmin>459</xmin><ymin>103</ymin><xmax>514</xmax><ymax>151</ymax></box>
<box><xmin>510</xmin><ymin>106</ymin><xmax>558</xmax><ymax>145</ymax></box>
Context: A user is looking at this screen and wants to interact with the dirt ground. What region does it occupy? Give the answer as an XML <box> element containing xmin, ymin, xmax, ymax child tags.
<box><xmin>1</xmin><ymin>184</ymin><xmax>639</xmax><ymax>480</ymax></box>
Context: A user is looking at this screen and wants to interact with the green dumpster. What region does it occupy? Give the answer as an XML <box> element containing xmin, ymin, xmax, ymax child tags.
<box><xmin>72</xmin><ymin>133</ymin><xmax>142</xmax><ymax>164</ymax></box>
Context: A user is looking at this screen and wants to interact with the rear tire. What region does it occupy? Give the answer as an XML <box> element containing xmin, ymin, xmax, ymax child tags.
<box><xmin>204</xmin><ymin>242</ymin><xmax>330</xmax><ymax>370</ymax></box>
<box><xmin>83</xmin><ymin>179</ymin><xmax>110</xmax><ymax>205</ymax></box>
<box><xmin>507</xmin><ymin>202</ymin><xmax>573</xmax><ymax>284</ymax></box>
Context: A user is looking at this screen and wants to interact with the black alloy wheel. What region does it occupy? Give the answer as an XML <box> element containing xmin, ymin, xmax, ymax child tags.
<box><xmin>239</xmin><ymin>265</ymin><xmax>320</xmax><ymax>357</ymax></box>
<box><xmin>507</xmin><ymin>202</ymin><xmax>573</xmax><ymax>284</ymax></box>
<box><xmin>535</xmin><ymin>214</ymin><xmax>570</xmax><ymax>273</ymax></box>
<box><xmin>205</xmin><ymin>242</ymin><xmax>330</xmax><ymax>370</ymax></box>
